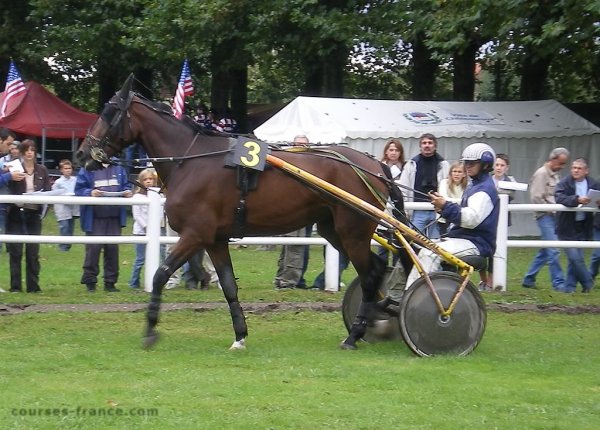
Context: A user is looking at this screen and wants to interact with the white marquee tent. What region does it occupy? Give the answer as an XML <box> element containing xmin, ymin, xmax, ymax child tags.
<box><xmin>254</xmin><ymin>97</ymin><xmax>600</xmax><ymax>236</ymax></box>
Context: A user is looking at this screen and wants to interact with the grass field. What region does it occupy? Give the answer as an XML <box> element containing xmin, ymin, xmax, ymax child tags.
<box><xmin>1</xmin><ymin>213</ymin><xmax>600</xmax><ymax>429</ymax></box>
<box><xmin>2</xmin><ymin>310</ymin><xmax>600</xmax><ymax>429</ymax></box>
<box><xmin>1</xmin><ymin>212</ymin><xmax>599</xmax><ymax>306</ymax></box>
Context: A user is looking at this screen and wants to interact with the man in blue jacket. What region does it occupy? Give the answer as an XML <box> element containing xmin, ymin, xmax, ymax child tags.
<box><xmin>75</xmin><ymin>161</ymin><xmax>132</xmax><ymax>292</ymax></box>
<box><xmin>406</xmin><ymin>143</ymin><xmax>500</xmax><ymax>287</ymax></box>
<box><xmin>554</xmin><ymin>158</ymin><xmax>599</xmax><ymax>293</ymax></box>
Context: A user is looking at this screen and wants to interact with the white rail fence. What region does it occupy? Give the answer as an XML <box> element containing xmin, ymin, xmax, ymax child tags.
<box><xmin>0</xmin><ymin>194</ymin><xmax>598</xmax><ymax>292</ymax></box>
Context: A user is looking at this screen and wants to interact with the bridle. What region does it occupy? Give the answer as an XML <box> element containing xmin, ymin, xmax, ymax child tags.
<box><xmin>85</xmin><ymin>90</ymin><xmax>136</xmax><ymax>164</ymax></box>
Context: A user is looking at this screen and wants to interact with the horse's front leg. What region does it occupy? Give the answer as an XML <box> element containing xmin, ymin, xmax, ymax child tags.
<box><xmin>208</xmin><ymin>242</ymin><xmax>248</xmax><ymax>350</ymax></box>
<box><xmin>143</xmin><ymin>252</ymin><xmax>187</xmax><ymax>349</ymax></box>
<box><xmin>341</xmin><ymin>251</ymin><xmax>385</xmax><ymax>350</ymax></box>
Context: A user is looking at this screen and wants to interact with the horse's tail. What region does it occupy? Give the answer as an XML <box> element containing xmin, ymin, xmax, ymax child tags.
<box><xmin>379</xmin><ymin>162</ymin><xmax>409</xmax><ymax>225</ymax></box>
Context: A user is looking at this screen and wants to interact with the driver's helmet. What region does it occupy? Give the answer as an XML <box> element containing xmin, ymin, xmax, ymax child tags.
<box><xmin>461</xmin><ymin>142</ymin><xmax>496</xmax><ymax>164</ymax></box>
<box><xmin>461</xmin><ymin>143</ymin><xmax>496</xmax><ymax>174</ymax></box>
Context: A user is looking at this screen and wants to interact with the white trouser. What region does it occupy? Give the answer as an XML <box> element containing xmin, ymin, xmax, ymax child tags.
<box><xmin>406</xmin><ymin>238</ymin><xmax>480</xmax><ymax>287</ymax></box>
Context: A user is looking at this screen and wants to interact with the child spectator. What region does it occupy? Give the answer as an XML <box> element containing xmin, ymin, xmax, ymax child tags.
<box><xmin>129</xmin><ymin>168</ymin><xmax>158</xmax><ymax>290</ymax></box>
<box><xmin>437</xmin><ymin>161</ymin><xmax>467</xmax><ymax>236</ymax></box>
<box><xmin>52</xmin><ymin>159</ymin><xmax>80</xmax><ymax>251</ymax></box>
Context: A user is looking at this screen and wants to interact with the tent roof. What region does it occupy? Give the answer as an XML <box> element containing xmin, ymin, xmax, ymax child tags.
<box><xmin>0</xmin><ymin>81</ymin><xmax>97</xmax><ymax>139</ymax></box>
<box><xmin>254</xmin><ymin>97</ymin><xmax>600</xmax><ymax>144</ymax></box>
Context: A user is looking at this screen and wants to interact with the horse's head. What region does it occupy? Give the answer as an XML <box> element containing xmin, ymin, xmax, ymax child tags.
<box><xmin>76</xmin><ymin>74</ymin><xmax>136</xmax><ymax>170</ymax></box>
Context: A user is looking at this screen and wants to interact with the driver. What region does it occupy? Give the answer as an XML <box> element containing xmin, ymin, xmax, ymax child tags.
<box><xmin>405</xmin><ymin>142</ymin><xmax>500</xmax><ymax>287</ymax></box>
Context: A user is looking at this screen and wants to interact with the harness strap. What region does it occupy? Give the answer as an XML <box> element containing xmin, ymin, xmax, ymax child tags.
<box><xmin>282</xmin><ymin>146</ymin><xmax>388</xmax><ymax>208</ymax></box>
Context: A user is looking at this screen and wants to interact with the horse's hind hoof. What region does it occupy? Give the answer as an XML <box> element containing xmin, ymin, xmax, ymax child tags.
<box><xmin>142</xmin><ymin>331</ymin><xmax>160</xmax><ymax>350</ymax></box>
<box><xmin>229</xmin><ymin>338</ymin><xmax>246</xmax><ymax>351</ymax></box>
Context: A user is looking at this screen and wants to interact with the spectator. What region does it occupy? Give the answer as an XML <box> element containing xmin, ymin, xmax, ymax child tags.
<box><xmin>216</xmin><ymin>108</ymin><xmax>238</xmax><ymax>133</ymax></box>
<box><xmin>405</xmin><ymin>143</ymin><xmax>499</xmax><ymax>288</ymax></box>
<box><xmin>6</xmin><ymin>139</ymin><xmax>50</xmax><ymax>293</ymax></box>
<box><xmin>193</xmin><ymin>104</ymin><xmax>209</xmax><ymax>126</ymax></box>
<box><xmin>381</xmin><ymin>138</ymin><xmax>405</xmax><ymax>182</ymax></box>
<box><xmin>378</xmin><ymin>139</ymin><xmax>406</xmax><ymax>265</ymax></box>
<box><xmin>274</xmin><ymin>135</ymin><xmax>312</xmax><ymax>290</ymax></box>
<box><xmin>0</xmin><ymin>128</ymin><xmax>17</xmax><ymax>254</ymax></box>
<box><xmin>128</xmin><ymin>168</ymin><xmax>158</xmax><ymax>290</ymax></box>
<box><xmin>522</xmin><ymin>148</ymin><xmax>569</xmax><ymax>291</ymax></box>
<box><xmin>0</xmin><ymin>134</ymin><xmax>25</xmax><ymax>293</ymax></box>
<box><xmin>311</xmin><ymin>252</ymin><xmax>350</xmax><ymax>291</ymax></box>
<box><xmin>52</xmin><ymin>159</ymin><xmax>80</xmax><ymax>251</ymax></box>
<box><xmin>164</xmin><ymin>217</ymin><xmax>183</xmax><ymax>289</ymax></box>
<box><xmin>591</xmin><ymin>212</ymin><xmax>600</xmax><ymax>284</ymax></box>
<box><xmin>554</xmin><ymin>158</ymin><xmax>598</xmax><ymax>293</ymax></box>
<box><xmin>399</xmin><ymin>133</ymin><xmax>449</xmax><ymax>239</ymax></box>
<box><xmin>2</xmin><ymin>141</ymin><xmax>22</xmax><ymax>164</ymax></box>
<box><xmin>479</xmin><ymin>153</ymin><xmax>517</xmax><ymax>291</ymax></box>
<box><xmin>182</xmin><ymin>249</ymin><xmax>212</xmax><ymax>290</ymax></box>
<box><xmin>205</xmin><ymin>109</ymin><xmax>219</xmax><ymax>131</ymax></box>
<box><xmin>75</xmin><ymin>159</ymin><xmax>132</xmax><ymax>292</ymax></box>
<box><xmin>437</xmin><ymin>161</ymin><xmax>467</xmax><ymax>236</ymax></box>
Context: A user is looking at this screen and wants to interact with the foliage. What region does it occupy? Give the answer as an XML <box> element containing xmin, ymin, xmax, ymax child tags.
<box><xmin>1</xmin><ymin>1</ymin><xmax>599</xmax><ymax>117</ymax></box>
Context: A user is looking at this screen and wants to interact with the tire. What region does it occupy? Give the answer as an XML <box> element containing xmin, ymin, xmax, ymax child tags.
<box><xmin>341</xmin><ymin>267</ymin><xmax>403</xmax><ymax>343</ymax></box>
<box><xmin>399</xmin><ymin>272</ymin><xmax>486</xmax><ymax>357</ymax></box>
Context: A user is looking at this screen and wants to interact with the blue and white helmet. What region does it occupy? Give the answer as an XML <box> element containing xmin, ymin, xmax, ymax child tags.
<box><xmin>461</xmin><ymin>143</ymin><xmax>495</xmax><ymax>173</ymax></box>
<box><xmin>461</xmin><ymin>143</ymin><xmax>495</xmax><ymax>164</ymax></box>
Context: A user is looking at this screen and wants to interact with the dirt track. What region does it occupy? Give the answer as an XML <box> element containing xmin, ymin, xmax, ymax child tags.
<box><xmin>1</xmin><ymin>302</ymin><xmax>599</xmax><ymax>315</ymax></box>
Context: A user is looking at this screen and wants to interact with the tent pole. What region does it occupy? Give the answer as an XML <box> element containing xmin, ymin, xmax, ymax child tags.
<box><xmin>41</xmin><ymin>129</ymin><xmax>47</xmax><ymax>166</ymax></box>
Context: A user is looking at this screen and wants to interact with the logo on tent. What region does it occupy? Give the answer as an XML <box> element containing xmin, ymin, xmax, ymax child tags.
<box><xmin>404</xmin><ymin>111</ymin><xmax>441</xmax><ymax>125</ymax></box>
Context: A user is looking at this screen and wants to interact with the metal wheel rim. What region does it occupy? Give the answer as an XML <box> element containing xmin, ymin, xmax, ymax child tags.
<box><xmin>399</xmin><ymin>272</ymin><xmax>486</xmax><ymax>357</ymax></box>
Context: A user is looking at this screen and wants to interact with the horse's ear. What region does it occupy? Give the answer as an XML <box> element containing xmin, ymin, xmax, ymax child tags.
<box><xmin>118</xmin><ymin>74</ymin><xmax>135</xmax><ymax>99</ymax></box>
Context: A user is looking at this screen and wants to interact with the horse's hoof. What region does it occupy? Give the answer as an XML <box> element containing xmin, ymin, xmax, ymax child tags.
<box><xmin>229</xmin><ymin>338</ymin><xmax>246</xmax><ymax>351</ymax></box>
<box><xmin>340</xmin><ymin>340</ymin><xmax>358</xmax><ymax>350</ymax></box>
<box><xmin>142</xmin><ymin>331</ymin><xmax>160</xmax><ymax>350</ymax></box>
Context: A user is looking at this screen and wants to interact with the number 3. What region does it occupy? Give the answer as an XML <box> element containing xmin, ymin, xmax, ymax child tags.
<box><xmin>240</xmin><ymin>141</ymin><xmax>261</xmax><ymax>167</ymax></box>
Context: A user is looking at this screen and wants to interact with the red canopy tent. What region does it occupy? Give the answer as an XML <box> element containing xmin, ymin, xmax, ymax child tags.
<box><xmin>0</xmin><ymin>81</ymin><xmax>97</xmax><ymax>165</ymax></box>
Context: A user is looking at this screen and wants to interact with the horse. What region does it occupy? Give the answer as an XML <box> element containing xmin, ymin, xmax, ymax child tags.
<box><xmin>76</xmin><ymin>74</ymin><xmax>407</xmax><ymax>351</ymax></box>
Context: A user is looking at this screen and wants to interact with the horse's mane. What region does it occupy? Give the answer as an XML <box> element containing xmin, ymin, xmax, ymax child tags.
<box><xmin>134</xmin><ymin>94</ymin><xmax>228</xmax><ymax>138</ymax></box>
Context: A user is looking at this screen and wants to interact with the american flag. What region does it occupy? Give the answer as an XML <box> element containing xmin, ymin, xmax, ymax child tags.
<box><xmin>1</xmin><ymin>60</ymin><xmax>27</xmax><ymax>118</ymax></box>
<box><xmin>172</xmin><ymin>59</ymin><xmax>194</xmax><ymax>119</ymax></box>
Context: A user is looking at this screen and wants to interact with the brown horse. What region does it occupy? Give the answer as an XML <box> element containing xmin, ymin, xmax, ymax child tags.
<box><xmin>76</xmin><ymin>75</ymin><xmax>405</xmax><ymax>351</ymax></box>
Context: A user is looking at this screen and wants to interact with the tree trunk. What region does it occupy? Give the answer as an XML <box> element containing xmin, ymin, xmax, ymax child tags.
<box><xmin>519</xmin><ymin>54</ymin><xmax>551</xmax><ymax>100</ymax></box>
<box><xmin>411</xmin><ymin>33</ymin><xmax>438</xmax><ymax>100</ymax></box>
<box><xmin>230</xmin><ymin>67</ymin><xmax>248</xmax><ymax>132</ymax></box>
<box><xmin>96</xmin><ymin>60</ymin><xmax>121</xmax><ymax>109</ymax></box>
<box><xmin>452</xmin><ymin>40</ymin><xmax>479</xmax><ymax>101</ymax></box>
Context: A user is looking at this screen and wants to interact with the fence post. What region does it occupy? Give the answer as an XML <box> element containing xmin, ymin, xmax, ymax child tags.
<box><xmin>144</xmin><ymin>189</ymin><xmax>162</xmax><ymax>292</ymax></box>
<box><xmin>494</xmin><ymin>194</ymin><xmax>509</xmax><ymax>291</ymax></box>
<box><xmin>324</xmin><ymin>243</ymin><xmax>340</xmax><ymax>292</ymax></box>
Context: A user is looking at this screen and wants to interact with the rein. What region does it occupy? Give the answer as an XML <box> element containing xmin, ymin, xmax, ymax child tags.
<box><xmin>278</xmin><ymin>147</ymin><xmax>389</xmax><ymax>207</ymax></box>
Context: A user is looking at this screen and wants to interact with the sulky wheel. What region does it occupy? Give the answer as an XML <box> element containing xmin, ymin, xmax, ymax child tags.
<box><xmin>399</xmin><ymin>271</ymin><xmax>486</xmax><ymax>357</ymax></box>
<box><xmin>341</xmin><ymin>267</ymin><xmax>403</xmax><ymax>343</ymax></box>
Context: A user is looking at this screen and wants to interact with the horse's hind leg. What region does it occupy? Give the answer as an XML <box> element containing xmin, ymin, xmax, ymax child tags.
<box><xmin>317</xmin><ymin>220</ymin><xmax>386</xmax><ymax>349</ymax></box>
<box><xmin>341</xmin><ymin>252</ymin><xmax>386</xmax><ymax>350</ymax></box>
<box><xmin>207</xmin><ymin>241</ymin><xmax>248</xmax><ymax>350</ymax></box>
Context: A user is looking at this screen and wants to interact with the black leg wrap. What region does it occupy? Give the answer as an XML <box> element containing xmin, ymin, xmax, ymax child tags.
<box><xmin>143</xmin><ymin>295</ymin><xmax>162</xmax><ymax>349</ymax></box>
<box><xmin>143</xmin><ymin>265</ymin><xmax>170</xmax><ymax>350</ymax></box>
<box><xmin>341</xmin><ymin>301</ymin><xmax>376</xmax><ymax>350</ymax></box>
<box><xmin>228</xmin><ymin>301</ymin><xmax>248</xmax><ymax>341</ymax></box>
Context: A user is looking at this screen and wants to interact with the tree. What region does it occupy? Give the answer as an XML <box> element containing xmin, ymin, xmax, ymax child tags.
<box><xmin>23</xmin><ymin>1</ymin><xmax>151</xmax><ymax>110</ymax></box>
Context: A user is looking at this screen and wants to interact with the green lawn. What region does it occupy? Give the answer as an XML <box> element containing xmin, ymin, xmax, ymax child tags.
<box><xmin>2</xmin><ymin>212</ymin><xmax>600</xmax><ymax>429</ymax></box>
<box><xmin>1</xmin><ymin>310</ymin><xmax>599</xmax><ymax>429</ymax></box>
<box><xmin>1</xmin><ymin>212</ymin><xmax>599</xmax><ymax>307</ymax></box>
